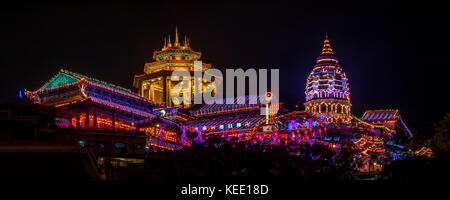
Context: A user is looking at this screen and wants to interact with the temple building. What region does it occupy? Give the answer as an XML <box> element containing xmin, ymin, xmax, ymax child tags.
<box><xmin>9</xmin><ymin>31</ymin><xmax>415</xmax><ymax>175</ymax></box>
<box><xmin>23</xmin><ymin>69</ymin><xmax>186</xmax><ymax>151</ymax></box>
<box><xmin>304</xmin><ymin>35</ymin><xmax>351</xmax><ymax>123</ymax></box>
<box><xmin>360</xmin><ymin>109</ymin><xmax>413</xmax><ymax>137</ymax></box>
<box><xmin>133</xmin><ymin>28</ymin><xmax>215</xmax><ymax>108</ymax></box>
<box><xmin>25</xmin><ymin>69</ymin><xmax>160</xmax><ymax>131</ymax></box>
<box><xmin>183</xmin><ymin>96</ymin><xmax>275</xmax><ymax>138</ymax></box>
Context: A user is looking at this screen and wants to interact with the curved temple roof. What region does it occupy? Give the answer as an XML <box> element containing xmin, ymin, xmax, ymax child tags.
<box><xmin>38</xmin><ymin>69</ymin><xmax>133</xmax><ymax>94</ymax></box>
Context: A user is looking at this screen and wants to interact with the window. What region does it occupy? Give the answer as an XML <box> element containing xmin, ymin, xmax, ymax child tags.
<box><xmin>79</xmin><ymin>140</ymin><xmax>85</xmax><ymax>148</ymax></box>
<box><xmin>99</xmin><ymin>143</ymin><xmax>107</xmax><ymax>148</ymax></box>
<box><xmin>114</xmin><ymin>142</ymin><xmax>125</xmax><ymax>149</ymax></box>
<box><xmin>133</xmin><ymin>143</ymin><xmax>142</xmax><ymax>150</ymax></box>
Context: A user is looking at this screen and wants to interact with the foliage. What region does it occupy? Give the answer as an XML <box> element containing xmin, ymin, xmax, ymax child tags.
<box><xmin>430</xmin><ymin>113</ymin><xmax>450</xmax><ymax>153</ymax></box>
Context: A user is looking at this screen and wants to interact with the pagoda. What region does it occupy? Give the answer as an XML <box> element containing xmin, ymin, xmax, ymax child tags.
<box><xmin>133</xmin><ymin>27</ymin><xmax>213</xmax><ymax>108</ymax></box>
<box><xmin>304</xmin><ymin>35</ymin><xmax>351</xmax><ymax>123</ymax></box>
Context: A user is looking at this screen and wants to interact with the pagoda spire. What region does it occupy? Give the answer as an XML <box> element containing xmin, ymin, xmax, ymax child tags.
<box><xmin>167</xmin><ymin>35</ymin><xmax>172</xmax><ymax>47</ymax></box>
<box><xmin>321</xmin><ymin>34</ymin><xmax>334</xmax><ymax>56</ymax></box>
<box><xmin>174</xmin><ymin>27</ymin><xmax>180</xmax><ymax>47</ymax></box>
<box><xmin>163</xmin><ymin>37</ymin><xmax>167</xmax><ymax>49</ymax></box>
<box><xmin>184</xmin><ymin>35</ymin><xmax>189</xmax><ymax>48</ymax></box>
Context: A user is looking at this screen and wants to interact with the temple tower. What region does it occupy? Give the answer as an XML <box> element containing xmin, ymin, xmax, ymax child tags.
<box><xmin>133</xmin><ymin>28</ymin><xmax>214</xmax><ymax>108</ymax></box>
<box><xmin>304</xmin><ymin>35</ymin><xmax>351</xmax><ymax>122</ymax></box>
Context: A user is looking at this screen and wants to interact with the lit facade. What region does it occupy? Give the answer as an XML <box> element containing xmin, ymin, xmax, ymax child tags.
<box><xmin>24</xmin><ymin>69</ymin><xmax>183</xmax><ymax>151</ymax></box>
<box><xmin>304</xmin><ymin>35</ymin><xmax>351</xmax><ymax>123</ymax></box>
<box><xmin>16</xmin><ymin>31</ymin><xmax>415</xmax><ymax>173</ymax></box>
<box><xmin>24</xmin><ymin>69</ymin><xmax>160</xmax><ymax>131</ymax></box>
<box><xmin>133</xmin><ymin>28</ymin><xmax>214</xmax><ymax>108</ymax></box>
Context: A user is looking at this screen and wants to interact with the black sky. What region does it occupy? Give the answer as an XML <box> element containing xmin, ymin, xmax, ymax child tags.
<box><xmin>1</xmin><ymin>2</ymin><xmax>448</xmax><ymax>129</ymax></box>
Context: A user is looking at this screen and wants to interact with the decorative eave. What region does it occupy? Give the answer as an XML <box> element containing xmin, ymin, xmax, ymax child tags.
<box><xmin>143</xmin><ymin>59</ymin><xmax>211</xmax><ymax>74</ymax></box>
<box><xmin>360</xmin><ymin>109</ymin><xmax>400</xmax><ymax>122</ymax></box>
<box><xmin>54</xmin><ymin>96</ymin><xmax>156</xmax><ymax>118</ymax></box>
<box><xmin>152</xmin><ymin>48</ymin><xmax>202</xmax><ymax>60</ymax></box>
<box><xmin>26</xmin><ymin>70</ymin><xmax>161</xmax><ymax>107</ymax></box>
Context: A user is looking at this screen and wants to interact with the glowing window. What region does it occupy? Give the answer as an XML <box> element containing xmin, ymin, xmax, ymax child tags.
<box><xmin>114</xmin><ymin>142</ymin><xmax>125</xmax><ymax>149</ymax></box>
<box><xmin>78</xmin><ymin>140</ymin><xmax>85</xmax><ymax>148</ymax></box>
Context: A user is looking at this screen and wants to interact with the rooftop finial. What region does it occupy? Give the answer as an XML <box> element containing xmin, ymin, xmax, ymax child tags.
<box><xmin>174</xmin><ymin>26</ymin><xmax>180</xmax><ymax>47</ymax></box>
<box><xmin>321</xmin><ymin>34</ymin><xmax>334</xmax><ymax>55</ymax></box>
<box><xmin>184</xmin><ymin>35</ymin><xmax>189</xmax><ymax>48</ymax></box>
<box><xmin>163</xmin><ymin>36</ymin><xmax>167</xmax><ymax>49</ymax></box>
<box><xmin>167</xmin><ymin>35</ymin><xmax>172</xmax><ymax>47</ymax></box>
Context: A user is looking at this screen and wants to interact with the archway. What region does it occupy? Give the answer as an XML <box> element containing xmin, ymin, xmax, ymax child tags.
<box><xmin>320</xmin><ymin>104</ymin><xmax>327</xmax><ymax>113</ymax></box>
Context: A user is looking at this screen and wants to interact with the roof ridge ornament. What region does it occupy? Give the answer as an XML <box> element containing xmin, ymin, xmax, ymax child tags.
<box><xmin>163</xmin><ymin>37</ymin><xmax>167</xmax><ymax>50</ymax></box>
<box><xmin>174</xmin><ymin>26</ymin><xmax>180</xmax><ymax>47</ymax></box>
<box><xmin>167</xmin><ymin>35</ymin><xmax>172</xmax><ymax>47</ymax></box>
<box><xmin>321</xmin><ymin>34</ymin><xmax>334</xmax><ymax>56</ymax></box>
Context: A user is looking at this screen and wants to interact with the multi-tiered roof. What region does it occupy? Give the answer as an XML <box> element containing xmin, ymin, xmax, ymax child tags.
<box><xmin>305</xmin><ymin>35</ymin><xmax>350</xmax><ymax>102</ymax></box>
<box><xmin>141</xmin><ymin>27</ymin><xmax>211</xmax><ymax>75</ymax></box>
<box><xmin>25</xmin><ymin>69</ymin><xmax>160</xmax><ymax>118</ymax></box>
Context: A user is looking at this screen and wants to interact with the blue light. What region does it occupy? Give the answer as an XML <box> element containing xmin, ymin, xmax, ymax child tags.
<box><xmin>79</xmin><ymin>140</ymin><xmax>85</xmax><ymax>147</ymax></box>
<box><xmin>18</xmin><ymin>90</ymin><xmax>23</xmax><ymax>99</ymax></box>
<box><xmin>114</xmin><ymin>142</ymin><xmax>125</xmax><ymax>149</ymax></box>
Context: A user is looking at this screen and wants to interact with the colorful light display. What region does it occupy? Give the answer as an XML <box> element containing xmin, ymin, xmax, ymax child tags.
<box><xmin>19</xmin><ymin>32</ymin><xmax>415</xmax><ymax>171</ymax></box>
<box><xmin>304</xmin><ymin>35</ymin><xmax>351</xmax><ymax>123</ymax></box>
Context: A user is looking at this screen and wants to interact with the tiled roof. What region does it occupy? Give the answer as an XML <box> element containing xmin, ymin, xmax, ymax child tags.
<box><xmin>39</xmin><ymin>69</ymin><xmax>133</xmax><ymax>94</ymax></box>
<box><xmin>361</xmin><ymin>109</ymin><xmax>399</xmax><ymax>122</ymax></box>
<box><xmin>186</xmin><ymin>115</ymin><xmax>265</xmax><ymax>132</ymax></box>
<box><xmin>192</xmin><ymin>96</ymin><xmax>263</xmax><ymax>117</ymax></box>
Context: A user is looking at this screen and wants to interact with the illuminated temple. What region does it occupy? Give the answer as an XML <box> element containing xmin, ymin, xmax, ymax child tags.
<box><xmin>17</xmin><ymin>31</ymin><xmax>414</xmax><ymax>173</ymax></box>
<box><xmin>133</xmin><ymin>28</ymin><xmax>214</xmax><ymax>108</ymax></box>
<box><xmin>304</xmin><ymin>35</ymin><xmax>351</xmax><ymax>123</ymax></box>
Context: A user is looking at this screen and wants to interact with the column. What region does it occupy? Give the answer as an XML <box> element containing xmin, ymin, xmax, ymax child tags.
<box><xmin>113</xmin><ymin>112</ymin><xmax>116</xmax><ymax>131</ymax></box>
<box><xmin>93</xmin><ymin>108</ymin><xmax>98</xmax><ymax>129</ymax></box>
<box><xmin>85</xmin><ymin>106</ymin><xmax>90</xmax><ymax>129</ymax></box>
<box><xmin>162</xmin><ymin>75</ymin><xmax>167</xmax><ymax>106</ymax></box>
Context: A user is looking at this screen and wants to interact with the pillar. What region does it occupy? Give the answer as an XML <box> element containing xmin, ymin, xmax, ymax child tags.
<box><xmin>85</xmin><ymin>106</ymin><xmax>90</xmax><ymax>129</ymax></box>
<box><xmin>162</xmin><ymin>75</ymin><xmax>167</xmax><ymax>106</ymax></box>
<box><xmin>112</xmin><ymin>112</ymin><xmax>116</xmax><ymax>131</ymax></box>
<box><xmin>93</xmin><ymin>108</ymin><xmax>98</xmax><ymax>129</ymax></box>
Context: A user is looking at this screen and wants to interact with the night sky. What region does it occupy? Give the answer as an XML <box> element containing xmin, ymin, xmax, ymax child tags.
<box><xmin>1</xmin><ymin>2</ymin><xmax>448</xmax><ymax>130</ymax></box>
